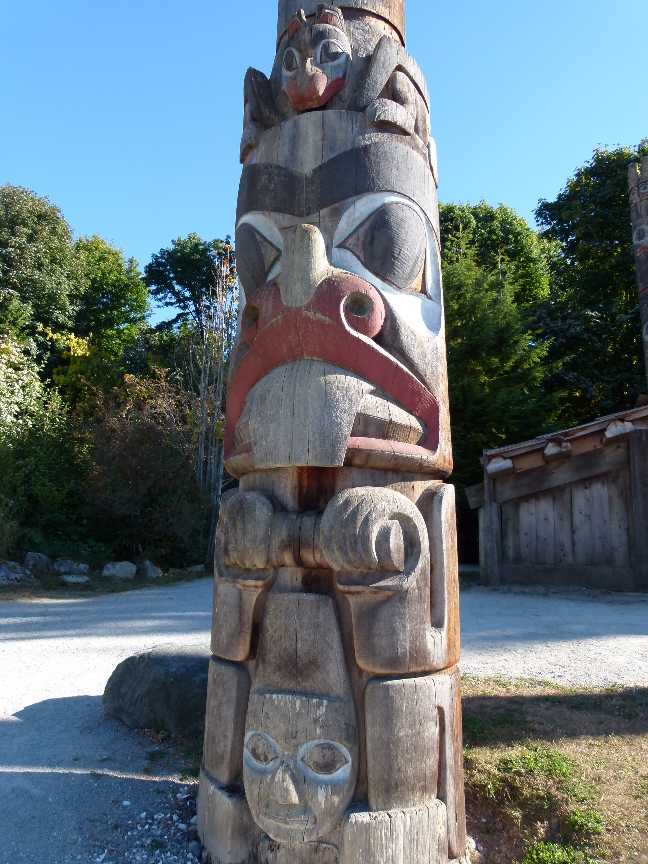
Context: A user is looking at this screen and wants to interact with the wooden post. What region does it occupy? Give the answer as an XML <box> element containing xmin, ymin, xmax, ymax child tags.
<box><xmin>480</xmin><ymin>471</ymin><xmax>502</xmax><ymax>586</ymax></box>
<box><xmin>198</xmin><ymin>3</ymin><xmax>468</xmax><ymax>863</ymax></box>
<box><xmin>630</xmin><ymin>429</ymin><xmax>648</xmax><ymax>590</ymax></box>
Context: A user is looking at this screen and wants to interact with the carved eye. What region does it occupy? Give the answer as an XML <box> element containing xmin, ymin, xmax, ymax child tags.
<box><xmin>236</xmin><ymin>223</ymin><xmax>281</xmax><ymax>298</ymax></box>
<box><xmin>317</xmin><ymin>39</ymin><xmax>344</xmax><ymax>64</ymax></box>
<box><xmin>245</xmin><ymin>733</ymin><xmax>280</xmax><ymax>772</ymax></box>
<box><xmin>342</xmin><ymin>203</ymin><xmax>426</xmax><ymax>291</ymax></box>
<box><xmin>283</xmin><ymin>48</ymin><xmax>299</xmax><ymax>72</ymax></box>
<box><xmin>299</xmin><ymin>741</ymin><xmax>350</xmax><ymax>779</ymax></box>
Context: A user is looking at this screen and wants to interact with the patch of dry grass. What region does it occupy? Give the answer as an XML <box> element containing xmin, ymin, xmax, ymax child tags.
<box><xmin>462</xmin><ymin>677</ymin><xmax>648</xmax><ymax>863</ymax></box>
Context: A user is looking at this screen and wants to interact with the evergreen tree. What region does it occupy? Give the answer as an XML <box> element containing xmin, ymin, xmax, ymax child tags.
<box><xmin>535</xmin><ymin>141</ymin><xmax>648</xmax><ymax>424</ymax></box>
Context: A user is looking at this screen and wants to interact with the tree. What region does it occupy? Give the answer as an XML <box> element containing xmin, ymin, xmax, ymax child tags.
<box><xmin>0</xmin><ymin>185</ymin><xmax>82</xmax><ymax>339</ymax></box>
<box><xmin>535</xmin><ymin>141</ymin><xmax>648</xmax><ymax>424</ymax></box>
<box><xmin>74</xmin><ymin>236</ymin><xmax>149</xmax><ymax>357</ymax></box>
<box><xmin>144</xmin><ymin>234</ymin><xmax>234</xmax><ymax>340</ymax></box>
<box><xmin>443</xmin><ymin>257</ymin><xmax>558</xmax><ymax>491</ymax></box>
<box><xmin>440</xmin><ymin>201</ymin><xmax>550</xmax><ymax>306</ymax></box>
<box><xmin>440</xmin><ymin>202</ymin><xmax>559</xmax><ymax>562</ymax></box>
<box><xmin>144</xmin><ymin>234</ymin><xmax>238</xmax><ymax>554</ymax></box>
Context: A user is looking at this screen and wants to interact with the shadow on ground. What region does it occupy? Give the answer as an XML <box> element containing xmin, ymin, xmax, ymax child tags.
<box><xmin>462</xmin><ymin>686</ymin><xmax>648</xmax><ymax>744</ymax></box>
<box><xmin>0</xmin><ymin>696</ymin><xmax>188</xmax><ymax>864</ymax></box>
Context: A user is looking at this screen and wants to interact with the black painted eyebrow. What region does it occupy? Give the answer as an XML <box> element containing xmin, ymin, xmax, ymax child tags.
<box><xmin>237</xmin><ymin>142</ymin><xmax>436</xmax><ymax>224</ymax></box>
<box><xmin>310</xmin><ymin>28</ymin><xmax>346</xmax><ymax>49</ymax></box>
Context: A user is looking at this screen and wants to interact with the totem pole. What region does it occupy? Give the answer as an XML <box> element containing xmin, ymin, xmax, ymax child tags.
<box><xmin>198</xmin><ymin>3</ymin><xmax>468</xmax><ymax>862</ymax></box>
<box><xmin>629</xmin><ymin>157</ymin><xmax>648</xmax><ymax>388</ymax></box>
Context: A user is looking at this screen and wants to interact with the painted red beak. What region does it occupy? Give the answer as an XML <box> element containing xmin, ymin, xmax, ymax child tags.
<box><xmin>285</xmin><ymin>74</ymin><xmax>345</xmax><ymax>112</ymax></box>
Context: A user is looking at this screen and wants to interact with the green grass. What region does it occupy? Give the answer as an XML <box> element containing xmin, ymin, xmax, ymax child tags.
<box><xmin>500</xmin><ymin>747</ymin><xmax>574</xmax><ymax>781</ymax></box>
<box><xmin>524</xmin><ymin>842</ymin><xmax>588</xmax><ymax>864</ymax></box>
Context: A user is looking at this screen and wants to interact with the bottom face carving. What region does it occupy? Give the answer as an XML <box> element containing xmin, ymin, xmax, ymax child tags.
<box><xmin>244</xmin><ymin>693</ymin><xmax>358</xmax><ymax>842</ymax></box>
<box><xmin>242</xmin><ymin>593</ymin><xmax>359</xmax><ymax>845</ymax></box>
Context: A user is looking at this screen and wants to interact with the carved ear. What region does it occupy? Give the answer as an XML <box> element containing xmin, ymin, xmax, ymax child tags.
<box><xmin>287</xmin><ymin>9</ymin><xmax>308</xmax><ymax>39</ymax></box>
<box><xmin>316</xmin><ymin>4</ymin><xmax>344</xmax><ymax>28</ymax></box>
<box><xmin>244</xmin><ymin>68</ymin><xmax>282</xmax><ymax>130</ymax></box>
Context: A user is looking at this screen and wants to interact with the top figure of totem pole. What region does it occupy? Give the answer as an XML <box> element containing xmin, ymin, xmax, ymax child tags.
<box><xmin>629</xmin><ymin>157</ymin><xmax>648</xmax><ymax>389</ymax></box>
<box><xmin>198</xmin><ymin>2</ymin><xmax>469</xmax><ymax>863</ymax></box>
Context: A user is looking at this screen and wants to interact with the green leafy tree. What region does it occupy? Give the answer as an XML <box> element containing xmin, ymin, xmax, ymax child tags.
<box><xmin>0</xmin><ymin>185</ymin><xmax>82</xmax><ymax>339</ymax></box>
<box><xmin>440</xmin><ymin>201</ymin><xmax>550</xmax><ymax>306</ymax></box>
<box><xmin>0</xmin><ymin>336</ymin><xmax>87</xmax><ymax>535</ymax></box>
<box><xmin>440</xmin><ymin>202</ymin><xmax>559</xmax><ymax>561</ymax></box>
<box><xmin>443</xmin><ymin>257</ymin><xmax>557</xmax><ymax>491</ymax></box>
<box><xmin>74</xmin><ymin>236</ymin><xmax>149</xmax><ymax>356</ymax></box>
<box><xmin>145</xmin><ymin>234</ymin><xmax>238</xmax><ymax>555</ymax></box>
<box><xmin>144</xmin><ymin>233</ymin><xmax>235</xmax><ymax>340</ymax></box>
<box><xmin>535</xmin><ymin>142</ymin><xmax>648</xmax><ymax>424</ymax></box>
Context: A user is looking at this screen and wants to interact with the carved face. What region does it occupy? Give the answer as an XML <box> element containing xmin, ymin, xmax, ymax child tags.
<box><xmin>243</xmin><ymin>692</ymin><xmax>358</xmax><ymax>842</ymax></box>
<box><xmin>229</xmin><ymin>72</ymin><xmax>451</xmax><ymax>479</ymax></box>
<box><xmin>281</xmin><ymin>16</ymin><xmax>351</xmax><ymax>112</ymax></box>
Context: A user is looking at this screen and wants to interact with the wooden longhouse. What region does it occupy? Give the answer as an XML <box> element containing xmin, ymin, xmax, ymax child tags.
<box><xmin>466</xmin><ymin>404</ymin><xmax>648</xmax><ymax>591</ymax></box>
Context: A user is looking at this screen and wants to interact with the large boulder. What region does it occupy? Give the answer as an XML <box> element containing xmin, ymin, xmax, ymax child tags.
<box><xmin>0</xmin><ymin>561</ymin><xmax>35</xmax><ymax>586</ymax></box>
<box><xmin>103</xmin><ymin>644</ymin><xmax>210</xmax><ymax>734</ymax></box>
<box><xmin>53</xmin><ymin>559</ymin><xmax>89</xmax><ymax>576</ymax></box>
<box><xmin>137</xmin><ymin>559</ymin><xmax>162</xmax><ymax>580</ymax></box>
<box><xmin>102</xmin><ymin>561</ymin><xmax>136</xmax><ymax>580</ymax></box>
<box><xmin>23</xmin><ymin>552</ymin><xmax>52</xmax><ymax>578</ymax></box>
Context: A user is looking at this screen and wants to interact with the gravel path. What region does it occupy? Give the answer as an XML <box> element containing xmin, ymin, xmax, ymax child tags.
<box><xmin>459</xmin><ymin>584</ymin><xmax>648</xmax><ymax>687</ymax></box>
<box><xmin>1</xmin><ymin>578</ymin><xmax>647</xmax><ymax>863</ymax></box>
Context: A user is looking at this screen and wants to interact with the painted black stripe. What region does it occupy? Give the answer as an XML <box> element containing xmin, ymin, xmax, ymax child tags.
<box><xmin>236</xmin><ymin>142</ymin><xmax>437</xmax><ymax>225</ymax></box>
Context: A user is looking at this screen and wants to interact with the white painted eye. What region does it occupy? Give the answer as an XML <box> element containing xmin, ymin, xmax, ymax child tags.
<box><xmin>332</xmin><ymin>193</ymin><xmax>443</xmax><ymax>337</ymax></box>
<box><xmin>297</xmin><ymin>740</ymin><xmax>352</xmax><ymax>785</ymax></box>
<box><xmin>244</xmin><ymin>732</ymin><xmax>280</xmax><ymax>774</ymax></box>
<box><xmin>317</xmin><ymin>39</ymin><xmax>345</xmax><ymax>65</ymax></box>
<box><xmin>283</xmin><ymin>47</ymin><xmax>299</xmax><ymax>73</ymax></box>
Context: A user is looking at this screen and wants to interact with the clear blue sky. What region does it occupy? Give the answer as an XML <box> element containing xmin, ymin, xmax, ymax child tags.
<box><xmin>1</xmin><ymin>0</ymin><xmax>644</xmax><ymax>291</ymax></box>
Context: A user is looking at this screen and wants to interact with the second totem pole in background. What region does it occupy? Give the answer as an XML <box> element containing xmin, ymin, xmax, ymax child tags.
<box><xmin>199</xmin><ymin>2</ymin><xmax>468</xmax><ymax>862</ymax></box>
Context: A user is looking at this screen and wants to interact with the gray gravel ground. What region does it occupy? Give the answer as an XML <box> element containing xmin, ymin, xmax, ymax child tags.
<box><xmin>1</xmin><ymin>577</ymin><xmax>648</xmax><ymax>863</ymax></box>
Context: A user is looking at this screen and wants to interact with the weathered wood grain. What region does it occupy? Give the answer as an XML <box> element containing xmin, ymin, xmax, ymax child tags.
<box><xmin>493</xmin><ymin>441</ymin><xmax>629</xmax><ymax>504</ymax></box>
<box><xmin>630</xmin><ymin>430</ymin><xmax>648</xmax><ymax>588</ymax></box>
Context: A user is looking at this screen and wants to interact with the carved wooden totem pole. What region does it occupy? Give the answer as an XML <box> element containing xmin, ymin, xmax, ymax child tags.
<box><xmin>629</xmin><ymin>157</ymin><xmax>648</xmax><ymax>387</ymax></box>
<box><xmin>198</xmin><ymin>3</ymin><xmax>468</xmax><ymax>862</ymax></box>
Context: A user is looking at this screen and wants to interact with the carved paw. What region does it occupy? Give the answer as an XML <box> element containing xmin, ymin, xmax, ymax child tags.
<box><xmin>320</xmin><ymin>487</ymin><xmax>428</xmax><ymax>591</ymax></box>
<box><xmin>218</xmin><ymin>491</ymin><xmax>275</xmax><ymax>569</ymax></box>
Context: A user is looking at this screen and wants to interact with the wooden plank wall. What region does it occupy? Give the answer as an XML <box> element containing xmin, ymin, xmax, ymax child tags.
<box><xmin>500</xmin><ymin>468</ymin><xmax>635</xmax><ymax>590</ymax></box>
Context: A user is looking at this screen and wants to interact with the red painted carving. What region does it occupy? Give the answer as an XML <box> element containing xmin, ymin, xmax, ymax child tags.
<box><xmin>285</xmin><ymin>74</ymin><xmax>345</xmax><ymax>112</ymax></box>
<box><xmin>317</xmin><ymin>11</ymin><xmax>342</xmax><ymax>28</ymax></box>
<box><xmin>288</xmin><ymin>19</ymin><xmax>303</xmax><ymax>38</ymax></box>
<box><xmin>225</xmin><ymin>276</ymin><xmax>440</xmax><ymax>462</ymax></box>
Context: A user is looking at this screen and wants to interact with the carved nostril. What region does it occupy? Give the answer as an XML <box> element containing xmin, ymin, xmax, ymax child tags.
<box><xmin>344</xmin><ymin>289</ymin><xmax>385</xmax><ymax>338</ymax></box>
<box><xmin>242</xmin><ymin>302</ymin><xmax>259</xmax><ymax>346</ymax></box>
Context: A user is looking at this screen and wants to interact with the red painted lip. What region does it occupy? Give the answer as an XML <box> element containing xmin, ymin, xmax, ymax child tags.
<box><xmin>285</xmin><ymin>75</ymin><xmax>344</xmax><ymax>111</ymax></box>
<box><xmin>224</xmin><ymin>275</ymin><xmax>440</xmax><ymax>461</ymax></box>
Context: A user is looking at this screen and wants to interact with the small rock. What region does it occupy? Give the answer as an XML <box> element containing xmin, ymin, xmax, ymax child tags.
<box><xmin>185</xmin><ymin>564</ymin><xmax>205</xmax><ymax>574</ymax></box>
<box><xmin>53</xmin><ymin>559</ymin><xmax>89</xmax><ymax>576</ymax></box>
<box><xmin>0</xmin><ymin>561</ymin><xmax>35</xmax><ymax>586</ymax></box>
<box><xmin>190</xmin><ymin>815</ymin><xmax>198</xmax><ymax>825</ymax></box>
<box><xmin>23</xmin><ymin>552</ymin><xmax>52</xmax><ymax>578</ymax></box>
<box><xmin>188</xmin><ymin>841</ymin><xmax>201</xmax><ymax>858</ymax></box>
<box><xmin>123</xmin><ymin>800</ymin><xmax>131</xmax><ymax>806</ymax></box>
<box><xmin>102</xmin><ymin>561</ymin><xmax>137</xmax><ymax>581</ymax></box>
<box><xmin>59</xmin><ymin>574</ymin><xmax>90</xmax><ymax>585</ymax></box>
<box><xmin>138</xmin><ymin>559</ymin><xmax>162</xmax><ymax>580</ymax></box>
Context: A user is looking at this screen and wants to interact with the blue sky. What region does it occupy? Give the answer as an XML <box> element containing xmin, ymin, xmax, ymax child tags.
<box><xmin>1</xmin><ymin>0</ymin><xmax>644</xmax><ymax>304</ymax></box>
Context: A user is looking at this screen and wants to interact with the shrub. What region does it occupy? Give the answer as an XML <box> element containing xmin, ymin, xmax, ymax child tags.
<box><xmin>83</xmin><ymin>375</ymin><xmax>210</xmax><ymax>566</ymax></box>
